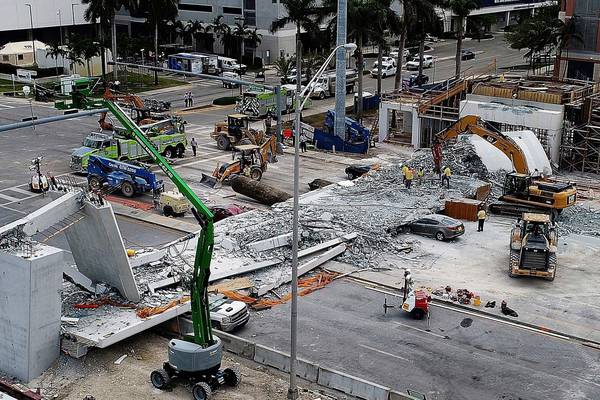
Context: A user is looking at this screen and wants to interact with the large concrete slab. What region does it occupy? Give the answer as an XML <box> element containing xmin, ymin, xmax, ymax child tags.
<box><xmin>0</xmin><ymin>191</ymin><xmax>81</xmax><ymax>237</ymax></box>
<box><xmin>0</xmin><ymin>245</ymin><xmax>65</xmax><ymax>382</ymax></box>
<box><xmin>65</xmin><ymin>200</ymin><xmax>141</xmax><ymax>302</ymax></box>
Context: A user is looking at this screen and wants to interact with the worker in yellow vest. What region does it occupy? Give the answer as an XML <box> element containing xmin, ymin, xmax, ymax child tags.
<box><xmin>401</xmin><ymin>164</ymin><xmax>409</xmax><ymax>184</ymax></box>
<box><xmin>441</xmin><ymin>166</ymin><xmax>451</xmax><ymax>188</ymax></box>
<box><xmin>405</xmin><ymin>167</ymin><xmax>414</xmax><ymax>189</ymax></box>
<box><xmin>417</xmin><ymin>167</ymin><xmax>424</xmax><ymax>185</ymax></box>
<box><xmin>477</xmin><ymin>207</ymin><xmax>487</xmax><ymax>232</ymax></box>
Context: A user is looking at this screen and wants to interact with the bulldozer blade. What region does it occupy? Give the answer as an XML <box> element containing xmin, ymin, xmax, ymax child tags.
<box><xmin>199</xmin><ymin>173</ymin><xmax>219</xmax><ymax>188</ymax></box>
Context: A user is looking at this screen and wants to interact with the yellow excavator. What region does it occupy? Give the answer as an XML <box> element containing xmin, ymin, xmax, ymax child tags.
<box><xmin>433</xmin><ymin>115</ymin><xmax>577</xmax><ymax>217</ymax></box>
<box><xmin>202</xmin><ymin>135</ymin><xmax>279</xmax><ymax>188</ymax></box>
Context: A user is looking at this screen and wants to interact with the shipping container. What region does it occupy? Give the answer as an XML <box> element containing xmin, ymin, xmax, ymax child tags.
<box><xmin>444</xmin><ymin>198</ymin><xmax>483</xmax><ymax>221</ymax></box>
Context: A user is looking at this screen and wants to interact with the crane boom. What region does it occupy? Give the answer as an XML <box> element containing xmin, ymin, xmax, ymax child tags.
<box><xmin>104</xmin><ymin>101</ymin><xmax>215</xmax><ymax>347</ymax></box>
<box><xmin>433</xmin><ymin>115</ymin><xmax>530</xmax><ymax>174</ymax></box>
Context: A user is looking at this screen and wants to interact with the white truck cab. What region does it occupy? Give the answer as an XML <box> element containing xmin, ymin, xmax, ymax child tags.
<box><xmin>218</xmin><ymin>57</ymin><xmax>247</xmax><ymax>75</ymax></box>
<box><xmin>208</xmin><ymin>293</ymin><xmax>250</xmax><ymax>331</ymax></box>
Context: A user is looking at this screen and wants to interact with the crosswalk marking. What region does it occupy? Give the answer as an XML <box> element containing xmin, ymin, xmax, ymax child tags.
<box><xmin>8</xmin><ymin>187</ymin><xmax>34</xmax><ymax>196</ymax></box>
<box><xmin>0</xmin><ymin>192</ymin><xmax>22</xmax><ymax>202</ymax></box>
<box><xmin>0</xmin><ymin>103</ymin><xmax>15</xmax><ymax>109</ymax></box>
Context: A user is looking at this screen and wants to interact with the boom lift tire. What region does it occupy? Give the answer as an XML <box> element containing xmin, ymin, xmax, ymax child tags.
<box><xmin>192</xmin><ymin>382</ymin><xmax>212</xmax><ymax>400</ymax></box>
<box><xmin>223</xmin><ymin>367</ymin><xmax>242</xmax><ymax>387</ymax></box>
<box><xmin>150</xmin><ymin>368</ymin><xmax>171</xmax><ymax>390</ymax></box>
<box><xmin>121</xmin><ymin>181</ymin><xmax>135</xmax><ymax>197</ymax></box>
<box><xmin>88</xmin><ymin>176</ymin><xmax>102</xmax><ymax>191</ymax></box>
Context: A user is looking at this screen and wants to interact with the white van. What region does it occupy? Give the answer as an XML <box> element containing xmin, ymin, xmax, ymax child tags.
<box><xmin>218</xmin><ymin>56</ymin><xmax>247</xmax><ymax>75</ymax></box>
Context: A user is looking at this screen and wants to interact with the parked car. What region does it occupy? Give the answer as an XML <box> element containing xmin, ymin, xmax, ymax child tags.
<box><xmin>389</xmin><ymin>214</ymin><xmax>465</xmax><ymax>241</ymax></box>
<box><xmin>283</xmin><ymin>68</ymin><xmax>308</xmax><ymax>84</ymax></box>
<box><xmin>345</xmin><ymin>164</ymin><xmax>373</xmax><ymax>180</ymax></box>
<box><xmin>406</xmin><ymin>55</ymin><xmax>434</xmax><ymax>70</ymax></box>
<box><xmin>425</xmin><ymin>34</ymin><xmax>439</xmax><ymax>43</ymax></box>
<box><xmin>403</xmin><ymin>73</ymin><xmax>429</xmax><ymax>88</ymax></box>
<box><xmin>390</xmin><ymin>49</ymin><xmax>410</xmax><ymax>60</ymax></box>
<box><xmin>209</xmin><ymin>293</ymin><xmax>250</xmax><ymax>332</ymax></box>
<box><xmin>254</xmin><ymin>70</ymin><xmax>266</xmax><ymax>83</ymax></box>
<box><xmin>373</xmin><ymin>56</ymin><xmax>396</xmax><ymax>67</ymax></box>
<box><xmin>222</xmin><ymin>71</ymin><xmax>239</xmax><ymax>88</ymax></box>
<box><xmin>371</xmin><ymin>63</ymin><xmax>397</xmax><ymax>78</ymax></box>
<box><xmin>461</xmin><ymin>49</ymin><xmax>475</xmax><ymax>60</ymax></box>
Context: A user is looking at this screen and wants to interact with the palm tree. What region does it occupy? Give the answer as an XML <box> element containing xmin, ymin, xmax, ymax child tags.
<box><xmin>81</xmin><ymin>39</ymin><xmax>100</xmax><ymax>76</ymax></box>
<box><xmin>303</xmin><ymin>53</ymin><xmax>325</xmax><ymax>84</ymax></box>
<box><xmin>554</xmin><ymin>15</ymin><xmax>582</xmax><ymax>78</ymax></box>
<box><xmin>273</xmin><ymin>56</ymin><xmax>295</xmax><ymax>81</ymax></box>
<box><xmin>372</xmin><ymin>0</ymin><xmax>401</xmax><ymax>95</ymax></box>
<box><xmin>82</xmin><ymin>0</ymin><xmax>134</xmax><ymax>80</ymax></box>
<box><xmin>66</xmin><ymin>35</ymin><xmax>85</xmax><ymax>74</ymax></box>
<box><xmin>210</xmin><ymin>15</ymin><xmax>229</xmax><ymax>54</ymax></box>
<box><xmin>272</xmin><ymin>0</ymin><xmax>323</xmax><ymax>120</ymax></box>
<box><xmin>137</xmin><ymin>0</ymin><xmax>179</xmax><ymax>85</ymax></box>
<box><xmin>233</xmin><ymin>21</ymin><xmax>252</xmax><ymax>63</ymax></box>
<box><xmin>246</xmin><ymin>28</ymin><xmax>263</xmax><ymax>65</ymax></box>
<box><xmin>46</xmin><ymin>42</ymin><xmax>65</xmax><ymax>77</ymax></box>
<box><xmin>448</xmin><ymin>0</ymin><xmax>479</xmax><ymax>76</ymax></box>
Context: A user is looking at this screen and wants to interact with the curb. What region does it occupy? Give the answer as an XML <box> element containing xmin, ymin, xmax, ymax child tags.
<box><xmin>213</xmin><ymin>330</ymin><xmax>422</xmax><ymax>400</ymax></box>
<box><xmin>344</xmin><ymin>274</ymin><xmax>600</xmax><ymax>348</ymax></box>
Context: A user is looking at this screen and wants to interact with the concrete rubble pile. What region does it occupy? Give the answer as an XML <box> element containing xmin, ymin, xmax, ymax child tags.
<box><xmin>558</xmin><ymin>204</ymin><xmax>600</xmax><ymax>237</ymax></box>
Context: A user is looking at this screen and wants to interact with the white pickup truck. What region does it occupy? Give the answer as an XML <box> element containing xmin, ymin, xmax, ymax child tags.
<box><xmin>209</xmin><ymin>293</ymin><xmax>250</xmax><ymax>331</ymax></box>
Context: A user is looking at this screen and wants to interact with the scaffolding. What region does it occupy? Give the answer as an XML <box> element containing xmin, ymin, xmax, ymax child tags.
<box><xmin>560</xmin><ymin>93</ymin><xmax>600</xmax><ymax>174</ymax></box>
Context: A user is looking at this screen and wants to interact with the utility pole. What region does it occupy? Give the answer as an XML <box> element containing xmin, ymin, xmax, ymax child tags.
<box><xmin>25</xmin><ymin>4</ymin><xmax>37</xmax><ymax>66</ymax></box>
<box><xmin>334</xmin><ymin>0</ymin><xmax>348</xmax><ymax>141</ymax></box>
<box><xmin>71</xmin><ymin>3</ymin><xmax>77</xmax><ymax>25</ymax></box>
<box><xmin>57</xmin><ymin>10</ymin><xmax>65</xmax><ymax>70</ymax></box>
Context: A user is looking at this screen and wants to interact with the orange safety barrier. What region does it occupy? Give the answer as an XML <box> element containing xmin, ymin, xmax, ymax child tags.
<box><xmin>136</xmin><ymin>296</ymin><xmax>190</xmax><ymax>319</ymax></box>
<box><xmin>221</xmin><ymin>271</ymin><xmax>338</xmax><ymax>310</ymax></box>
<box><xmin>106</xmin><ymin>195</ymin><xmax>155</xmax><ymax>211</ymax></box>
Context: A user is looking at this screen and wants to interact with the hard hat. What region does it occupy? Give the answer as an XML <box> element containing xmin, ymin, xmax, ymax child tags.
<box><xmin>404</xmin><ymin>269</ymin><xmax>411</xmax><ymax>276</ymax></box>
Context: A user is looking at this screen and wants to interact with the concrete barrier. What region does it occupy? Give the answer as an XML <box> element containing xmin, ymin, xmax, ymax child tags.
<box><xmin>389</xmin><ymin>390</ymin><xmax>424</xmax><ymax>400</ymax></box>
<box><xmin>317</xmin><ymin>366</ymin><xmax>390</xmax><ymax>400</ymax></box>
<box><xmin>214</xmin><ymin>330</ymin><xmax>255</xmax><ymax>359</ymax></box>
<box><xmin>252</xmin><ymin>344</ymin><xmax>320</xmax><ymax>382</ymax></box>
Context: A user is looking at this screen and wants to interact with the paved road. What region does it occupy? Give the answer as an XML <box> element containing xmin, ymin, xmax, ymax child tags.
<box><xmin>238</xmin><ymin>279</ymin><xmax>600</xmax><ymax>400</ymax></box>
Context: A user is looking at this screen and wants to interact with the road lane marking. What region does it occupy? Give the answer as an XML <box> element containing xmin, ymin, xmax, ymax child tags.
<box><xmin>0</xmin><ymin>192</ymin><xmax>21</xmax><ymax>202</ymax></box>
<box><xmin>0</xmin><ymin>203</ymin><xmax>27</xmax><ymax>215</ymax></box>
<box><xmin>7</xmin><ymin>186</ymin><xmax>35</xmax><ymax>196</ymax></box>
<box><xmin>393</xmin><ymin>321</ymin><xmax>448</xmax><ymax>339</ymax></box>
<box><xmin>359</xmin><ymin>344</ymin><xmax>408</xmax><ymax>361</ymax></box>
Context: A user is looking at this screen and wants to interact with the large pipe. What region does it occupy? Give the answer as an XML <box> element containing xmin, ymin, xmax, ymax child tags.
<box><xmin>0</xmin><ymin>108</ymin><xmax>107</xmax><ymax>132</ymax></box>
<box><xmin>230</xmin><ymin>176</ymin><xmax>291</xmax><ymax>206</ymax></box>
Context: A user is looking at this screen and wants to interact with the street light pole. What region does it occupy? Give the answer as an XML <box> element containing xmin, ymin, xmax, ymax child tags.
<box><xmin>57</xmin><ymin>10</ymin><xmax>65</xmax><ymax>70</ymax></box>
<box><xmin>235</xmin><ymin>16</ymin><xmax>245</xmax><ymax>96</ymax></box>
<box><xmin>288</xmin><ymin>42</ymin><xmax>357</xmax><ymax>400</ymax></box>
<box><xmin>71</xmin><ymin>3</ymin><xmax>76</xmax><ymax>26</ymax></box>
<box><xmin>25</xmin><ymin>4</ymin><xmax>37</xmax><ymax>66</ymax></box>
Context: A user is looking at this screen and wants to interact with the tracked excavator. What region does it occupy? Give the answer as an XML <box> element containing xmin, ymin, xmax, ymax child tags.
<box><xmin>432</xmin><ymin>115</ymin><xmax>577</xmax><ymax>218</ymax></box>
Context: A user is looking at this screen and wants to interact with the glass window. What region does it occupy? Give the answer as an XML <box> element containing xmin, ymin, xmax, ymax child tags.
<box><xmin>178</xmin><ymin>3</ymin><xmax>212</xmax><ymax>12</ymax></box>
<box><xmin>2</xmin><ymin>55</ymin><xmax>8</xmax><ymax>61</ymax></box>
<box><xmin>245</xmin><ymin>11</ymin><xmax>256</xmax><ymax>26</ymax></box>
<box><xmin>570</xmin><ymin>18</ymin><xmax>598</xmax><ymax>52</ymax></box>
<box><xmin>244</xmin><ymin>0</ymin><xmax>256</xmax><ymax>10</ymax></box>
<box><xmin>223</xmin><ymin>6</ymin><xmax>242</xmax><ymax>15</ymax></box>
<box><xmin>17</xmin><ymin>54</ymin><xmax>24</xmax><ymax>60</ymax></box>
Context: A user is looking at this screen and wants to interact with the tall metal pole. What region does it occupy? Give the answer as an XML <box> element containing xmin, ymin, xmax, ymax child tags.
<box><xmin>334</xmin><ymin>0</ymin><xmax>347</xmax><ymax>141</ymax></box>
<box><xmin>275</xmin><ymin>85</ymin><xmax>282</xmax><ymax>143</ymax></box>
<box><xmin>25</xmin><ymin>4</ymin><xmax>37</xmax><ymax>66</ymax></box>
<box><xmin>287</xmin><ymin>24</ymin><xmax>302</xmax><ymax>400</ymax></box>
<box><xmin>58</xmin><ymin>10</ymin><xmax>65</xmax><ymax>70</ymax></box>
<box><xmin>71</xmin><ymin>3</ymin><xmax>76</xmax><ymax>25</ymax></box>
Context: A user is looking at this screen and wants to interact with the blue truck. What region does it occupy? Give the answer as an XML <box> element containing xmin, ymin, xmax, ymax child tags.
<box><xmin>87</xmin><ymin>155</ymin><xmax>163</xmax><ymax>198</ymax></box>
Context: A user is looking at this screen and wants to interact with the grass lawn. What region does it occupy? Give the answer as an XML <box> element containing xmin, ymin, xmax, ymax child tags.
<box><xmin>104</xmin><ymin>71</ymin><xmax>186</xmax><ymax>93</ymax></box>
<box><xmin>0</xmin><ymin>79</ymin><xmax>24</xmax><ymax>93</ymax></box>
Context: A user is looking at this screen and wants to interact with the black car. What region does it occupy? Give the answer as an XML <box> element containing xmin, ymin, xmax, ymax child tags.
<box><xmin>461</xmin><ymin>50</ymin><xmax>475</xmax><ymax>60</ymax></box>
<box><xmin>345</xmin><ymin>164</ymin><xmax>372</xmax><ymax>180</ymax></box>
<box><xmin>389</xmin><ymin>214</ymin><xmax>465</xmax><ymax>241</ymax></box>
<box><xmin>403</xmin><ymin>73</ymin><xmax>429</xmax><ymax>88</ymax></box>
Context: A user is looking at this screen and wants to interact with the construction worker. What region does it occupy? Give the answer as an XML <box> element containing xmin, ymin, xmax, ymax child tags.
<box><xmin>403</xmin><ymin>269</ymin><xmax>414</xmax><ymax>303</ymax></box>
<box><xmin>441</xmin><ymin>166</ymin><xmax>451</xmax><ymax>188</ymax></box>
<box><xmin>265</xmin><ymin>111</ymin><xmax>273</xmax><ymax>134</ymax></box>
<box><xmin>190</xmin><ymin>137</ymin><xmax>198</xmax><ymax>157</ymax></box>
<box><xmin>477</xmin><ymin>206</ymin><xmax>487</xmax><ymax>232</ymax></box>
<box><xmin>401</xmin><ymin>164</ymin><xmax>409</xmax><ymax>184</ymax></box>
<box><xmin>405</xmin><ymin>166</ymin><xmax>414</xmax><ymax>189</ymax></box>
<box><xmin>417</xmin><ymin>167</ymin><xmax>424</xmax><ymax>185</ymax></box>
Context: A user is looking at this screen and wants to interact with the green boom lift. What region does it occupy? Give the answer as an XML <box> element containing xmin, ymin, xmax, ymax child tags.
<box><xmin>103</xmin><ymin>101</ymin><xmax>240</xmax><ymax>400</ymax></box>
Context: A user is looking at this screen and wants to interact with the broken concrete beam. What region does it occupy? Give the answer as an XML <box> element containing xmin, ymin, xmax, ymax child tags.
<box><xmin>231</xmin><ymin>176</ymin><xmax>292</xmax><ymax>206</ymax></box>
<box><xmin>298</xmin><ymin>233</ymin><xmax>357</xmax><ymax>258</ymax></box>
<box><xmin>63</xmin><ymin>265</ymin><xmax>94</xmax><ymax>292</ymax></box>
<box><xmin>254</xmin><ymin>244</ymin><xmax>347</xmax><ymax>296</ymax></box>
<box><xmin>65</xmin><ymin>200</ymin><xmax>141</xmax><ymax>302</ymax></box>
<box><xmin>210</xmin><ymin>258</ymin><xmax>283</xmax><ymax>282</ymax></box>
<box><xmin>247</xmin><ymin>232</ymin><xmax>293</xmax><ymax>252</ymax></box>
<box><xmin>220</xmin><ymin>237</ymin><xmax>238</xmax><ymax>251</ymax></box>
<box><xmin>148</xmin><ymin>275</ymin><xmax>182</xmax><ymax>294</ymax></box>
<box><xmin>129</xmin><ymin>249</ymin><xmax>166</xmax><ymax>268</ymax></box>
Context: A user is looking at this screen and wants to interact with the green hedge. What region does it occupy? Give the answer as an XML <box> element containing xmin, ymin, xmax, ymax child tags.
<box><xmin>213</xmin><ymin>96</ymin><xmax>239</xmax><ymax>106</ymax></box>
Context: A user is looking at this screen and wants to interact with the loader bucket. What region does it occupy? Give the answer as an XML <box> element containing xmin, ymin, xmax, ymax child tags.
<box><xmin>200</xmin><ymin>173</ymin><xmax>219</xmax><ymax>188</ymax></box>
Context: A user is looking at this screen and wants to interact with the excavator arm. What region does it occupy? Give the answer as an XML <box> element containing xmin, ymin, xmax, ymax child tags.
<box><xmin>103</xmin><ymin>101</ymin><xmax>216</xmax><ymax>347</ymax></box>
<box><xmin>433</xmin><ymin>115</ymin><xmax>530</xmax><ymax>174</ymax></box>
